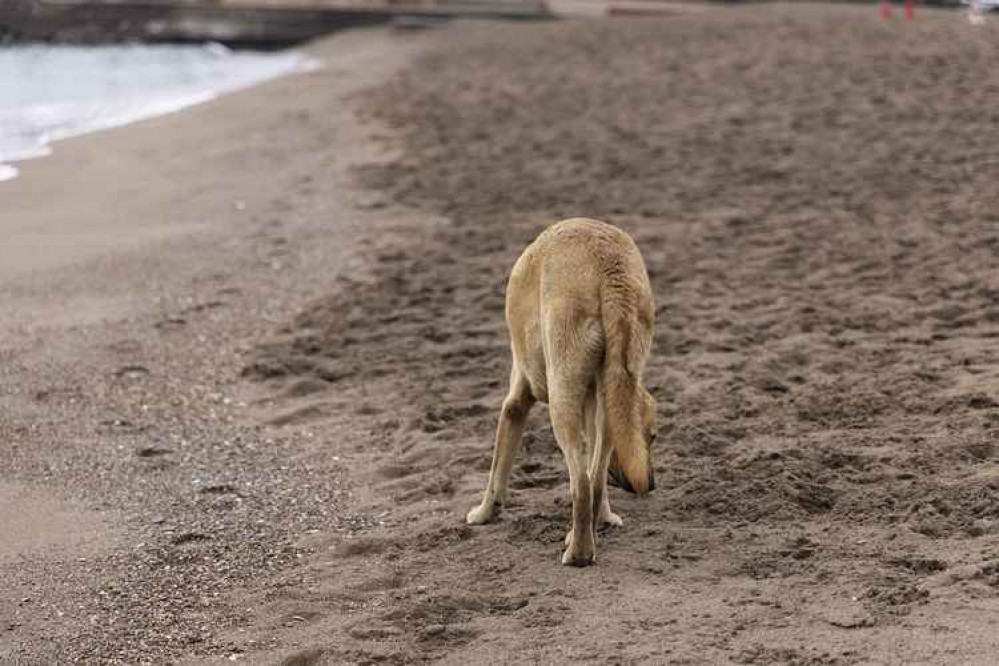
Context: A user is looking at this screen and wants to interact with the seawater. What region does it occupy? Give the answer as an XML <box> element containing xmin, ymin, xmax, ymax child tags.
<box><xmin>0</xmin><ymin>43</ymin><xmax>317</xmax><ymax>182</ymax></box>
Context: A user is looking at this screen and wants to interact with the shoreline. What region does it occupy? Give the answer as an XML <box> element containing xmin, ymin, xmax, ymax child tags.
<box><xmin>0</xmin><ymin>43</ymin><xmax>318</xmax><ymax>184</ymax></box>
<box><xmin>0</xmin><ymin>24</ymin><xmax>435</xmax><ymax>663</ymax></box>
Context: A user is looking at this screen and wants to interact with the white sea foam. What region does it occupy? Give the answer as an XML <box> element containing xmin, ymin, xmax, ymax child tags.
<box><xmin>0</xmin><ymin>43</ymin><xmax>318</xmax><ymax>181</ymax></box>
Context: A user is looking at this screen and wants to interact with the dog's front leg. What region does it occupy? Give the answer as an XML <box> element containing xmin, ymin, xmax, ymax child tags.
<box><xmin>590</xmin><ymin>425</ymin><xmax>621</xmax><ymax>534</ymax></box>
<box><xmin>586</xmin><ymin>395</ymin><xmax>623</xmax><ymax>530</ymax></box>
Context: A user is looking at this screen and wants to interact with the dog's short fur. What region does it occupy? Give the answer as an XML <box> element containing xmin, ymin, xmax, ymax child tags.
<box><xmin>467</xmin><ymin>218</ymin><xmax>657</xmax><ymax>566</ymax></box>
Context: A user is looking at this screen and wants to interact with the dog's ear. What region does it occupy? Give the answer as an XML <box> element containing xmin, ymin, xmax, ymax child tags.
<box><xmin>607</xmin><ymin>441</ymin><xmax>654</xmax><ymax>494</ymax></box>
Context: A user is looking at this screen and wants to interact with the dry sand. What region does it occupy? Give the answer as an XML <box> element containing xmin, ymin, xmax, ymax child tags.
<box><xmin>3</xmin><ymin>3</ymin><xmax>999</xmax><ymax>665</ymax></box>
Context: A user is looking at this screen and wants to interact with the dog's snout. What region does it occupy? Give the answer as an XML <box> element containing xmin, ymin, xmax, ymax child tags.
<box><xmin>620</xmin><ymin>471</ymin><xmax>655</xmax><ymax>495</ymax></box>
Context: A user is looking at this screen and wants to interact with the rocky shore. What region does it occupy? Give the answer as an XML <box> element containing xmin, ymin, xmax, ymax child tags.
<box><xmin>0</xmin><ymin>0</ymin><xmax>389</xmax><ymax>46</ymax></box>
<box><xmin>0</xmin><ymin>0</ymin><xmax>547</xmax><ymax>46</ymax></box>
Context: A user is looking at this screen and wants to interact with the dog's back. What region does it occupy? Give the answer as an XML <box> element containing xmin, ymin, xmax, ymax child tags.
<box><xmin>507</xmin><ymin>218</ymin><xmax>655</xmax><ymax>491</ymax></box>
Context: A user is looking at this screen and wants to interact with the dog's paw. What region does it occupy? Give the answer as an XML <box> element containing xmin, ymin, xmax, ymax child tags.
<box><xmin>561</xmin><ymin>547</ymin><xmax>595</xmax><ymax>567</ymax></box>
<box><xmin>562</xmin><ymin>531</ymin><xmax>596</xmax><ymax>566</ymax></box>
<box><xmin>466</xmin><ymin>503</ymin><xmax>495</xmax><ymax>525</ymax></box>
<box><xmin>599</xmin><ymin>511</ymin><xmax>624</xmax><ymax>529</ymax></box>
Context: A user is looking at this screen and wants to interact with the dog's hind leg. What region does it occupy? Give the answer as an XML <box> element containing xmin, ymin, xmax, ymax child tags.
<box><xmin>552</xmin><ymin>389</ymin><xmax>595</xmax><ymax>566</ymax></box>
<box><xmin>547</xmin><ymin>322</ymin><xmax>601</xmax><ymax>566</ymax></box>
<box><xmin>467</xmin><ymin>366</ymin><xmax>535</xmax><ymax>525</ymax></box>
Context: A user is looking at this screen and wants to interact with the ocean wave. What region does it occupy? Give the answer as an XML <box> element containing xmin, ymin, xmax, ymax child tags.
<box><xmin>0</xmin><ymin>43</ymin><xmax>318</xmax><ymax>181</ymax></box>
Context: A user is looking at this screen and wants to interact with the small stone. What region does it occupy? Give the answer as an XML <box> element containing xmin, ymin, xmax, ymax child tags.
<box><xmin>824</xmin><ymin>606</ymin><xmax>874</xmax><ymax>629</ymax></box>
<box><xmin>763</xmin><ymin>380</ymin><xmax>790</xmax><ymax>394</ymax></box>
<box><xmin>424</xmin><ymin>624</ymin><xmax>446</xmax><ymax>637</ymax></box>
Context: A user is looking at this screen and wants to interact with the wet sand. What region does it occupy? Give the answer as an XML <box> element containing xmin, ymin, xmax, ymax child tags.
<box><xmin>0</xmin><ymin>26</ymin><xmax>430</xmax><ymax>663</ymax></box>
<box><xmin>3</xmin><ymin>4</ymin><xmax>999</xmax><ymax>665</ymax></box>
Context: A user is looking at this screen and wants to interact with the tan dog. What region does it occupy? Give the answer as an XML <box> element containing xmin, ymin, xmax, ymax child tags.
<box><xmin>467</xmin><ymin>218</ymin><xmax>657</xmax><ymax>566</ymax></box>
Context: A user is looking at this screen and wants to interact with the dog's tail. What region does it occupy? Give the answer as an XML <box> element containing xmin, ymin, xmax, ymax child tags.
<box><xmin>599</xmin><ymin>289</ymin><xmax>654</xmax><ymax>494</ymax></box>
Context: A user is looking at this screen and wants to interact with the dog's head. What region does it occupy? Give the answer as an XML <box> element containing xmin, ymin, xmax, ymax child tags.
<box><xmin>607</xmin><ymin>387</ymin><xmax>657</xmax><ymax>494</ymax></box>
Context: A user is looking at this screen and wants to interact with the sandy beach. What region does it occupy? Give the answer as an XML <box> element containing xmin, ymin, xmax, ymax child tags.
<box><xmin>3</xmin><ymin>4</ymin><xmax>999</xmax><ymax>664</ymax></box>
